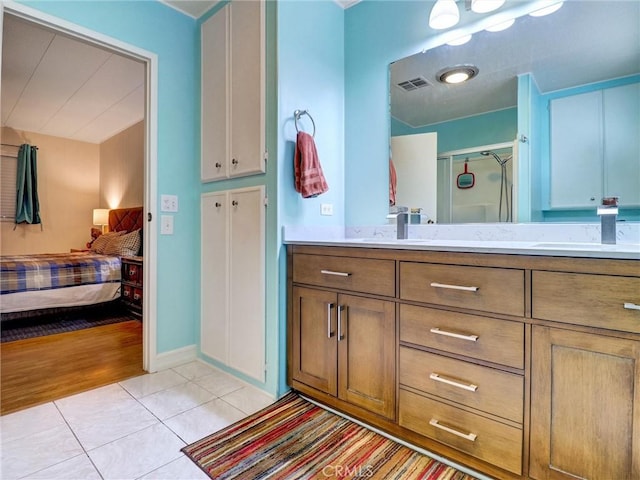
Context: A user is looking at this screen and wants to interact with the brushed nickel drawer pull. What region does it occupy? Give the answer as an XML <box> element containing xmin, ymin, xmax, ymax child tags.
<box><xmin>430</xmin><ymin>327</ymin><xmax>479</xmax><ymax>342</ymax></box>
<box><xmin>624</xmin><ymin>302</ymin><xmax>640</xmax><ymax>311</ymax></box>
<box><xmin>429</xmin><ymin>419</ymin><xmax>477</xmax><ymax>442</ymax></box>
<box><xmin>321</xmin><ymin>269</ymin><xmax>351</xmax><ymax>277</ymax></box>
<box><xmin>337</xmin><ymin>305</ymin><xmax>344</xmax><ymax>341</ymax></box>
<box><xmin>430</xmin><ymin>373</ymin><xmax>478</xmax><ymax>392</ymax></box>
<box><xmin>327</xmin><ymin>303</ymin><xmax>335</xmax><ymax>338</ymax></box>
<box><xmin>430</xmin><ymin>282</ymin><xmax>479</xmax><ymax>292</ymax></box>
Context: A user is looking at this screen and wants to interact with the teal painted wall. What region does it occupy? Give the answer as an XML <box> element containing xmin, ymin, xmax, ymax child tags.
<box><xmin>18</xmin><ymin>0</ymin><xmax>200</xmax><ymax>354</ymax></box>
<box><xmin>277</xmin><ymin>0</ymin><xmax>345</xmax><ymax>228</ymax></box>
<box><xmin>391</xmin><ymin>108</ymin><xmax>517</xmax><ymax>154</ymax></box>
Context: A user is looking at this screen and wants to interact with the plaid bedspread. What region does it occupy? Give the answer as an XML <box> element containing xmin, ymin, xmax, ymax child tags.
<box><xmin>1</xmin><ymin>253</ymin><xmax>122</xmax><ymax>295</ymax></box>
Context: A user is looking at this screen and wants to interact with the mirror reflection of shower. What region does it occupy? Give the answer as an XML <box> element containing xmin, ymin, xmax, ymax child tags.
<box><xmin>437</xmin><ymin>142</ymin><xmax>516</xmax><ymax>223</ymax></box>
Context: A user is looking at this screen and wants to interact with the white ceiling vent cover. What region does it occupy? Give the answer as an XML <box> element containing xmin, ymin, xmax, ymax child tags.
<box><xmin>396</xmin><ymin>76</ymin><xmax>430</xmax><ymax>92</ymax></box>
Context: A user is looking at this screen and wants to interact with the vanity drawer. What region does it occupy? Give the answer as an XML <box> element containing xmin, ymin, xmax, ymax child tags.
<box><xmin>400</xmin><ymin>347</ymin><xmax>523</xmax><ymax>423</ymax></box>
<box><xmin>532</xmin><ymin>271</ymin><xmax>640</xmax><ymax>333</ymax></box>
<box><xmin>293</xmin><ymin>254</ymin><xmax>395</xmax><ymax>297</ymax></box>
<box><xmin>400</xmin><ymin>304</ymin><xmax>524</xmax><ymax>369</ymax></box>
<box><xmin>400</xmin><ymin>262</ymin><xmax>525</xmax><ymax>317</ymax></box>
<box><xmin>399</xmin><ymin>389</ymin><xmax>522</xmax><ymax>475</ymax></box>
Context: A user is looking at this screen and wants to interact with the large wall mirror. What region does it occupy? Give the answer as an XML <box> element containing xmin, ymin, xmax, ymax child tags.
<box><xmin>389</xmin><ymin>0</ymin><xmax>639</xmax><ymax>224</ymax></box>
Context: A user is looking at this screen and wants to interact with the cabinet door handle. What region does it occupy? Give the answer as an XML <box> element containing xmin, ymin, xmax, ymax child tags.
<box><xmin>232</xmin><ymin>200</ymin><xmax>239</xmax><ymax>207</ymax></box>
<box><xmin>430</xmin><ymin>373</ymin><xmax>478</xmax><ymax>392</ymax></box>
<box><xmin>215</xmin><ymin>162</ymin><xmax>222</xmax><ymax>168</ymax></box>
<box><xmin>429</xmin><ymin>419</ymin><xmax>477</xmax><ymax>442</ymax></box>
<box><xmin>327</xmin><ymin>303</ymin><xmax>335</xmax><ymax>338</ymax></box>
<box><xmin>624</xmin><ymin>302</ymin><xmax>640</xmax><ymax>311</ymax></box>
<box><xmin>430</xmin><ymin>327</ymin><xmax>478</xmax><ymax>342</ymax></box>
<box><xmin>337</xmin><ymin>305</ymin><xmax>344</xmax><ymax>341</ymax></box>
<box><xmin>215</xmin><ymin>202</ymin><xmax>222</xmax><ymax>207</ymax></box>
<box><xmin>232</xmin><ymin>158</ymin><xmax>238</xmax><ymax>165</ymax></box>
<box><xmin>320</xmin><ymin>270</ymin><xmax>351</xmax><ymax>277</ymax></box>
<box><xmin>430</xmin><ymin>282</ymin><xmax>479</xmax><ymax>292</ymax></box>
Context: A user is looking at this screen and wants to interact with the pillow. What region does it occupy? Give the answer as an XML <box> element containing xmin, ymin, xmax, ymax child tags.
<box><xmin>90</xmin><ymin>231</ymin><xmax>125</xmax><ymax>254</ymax></box>
<box><xmin>103</xmin><ymin>229</ymin><xmax>141</xmax><ymax>257</ymax></box>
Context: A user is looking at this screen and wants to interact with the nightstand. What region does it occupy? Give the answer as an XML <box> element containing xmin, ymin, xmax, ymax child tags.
<box><xmin>121</xmin><ymin>256</ymin><xmax>143</xmax><ymax>317</ymax></box>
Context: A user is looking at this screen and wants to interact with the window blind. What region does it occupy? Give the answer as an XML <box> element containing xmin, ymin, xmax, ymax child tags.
<box><xmin>1</xmin><ymin>149</ymin><xmax>18</xmax><ymax>222</ymax></box>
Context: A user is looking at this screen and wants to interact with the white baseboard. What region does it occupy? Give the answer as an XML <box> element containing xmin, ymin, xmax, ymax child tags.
<box><xmin>152</xmin><ymin>344</ymin><xmax>198</xmax><ymax>371</ymax></box>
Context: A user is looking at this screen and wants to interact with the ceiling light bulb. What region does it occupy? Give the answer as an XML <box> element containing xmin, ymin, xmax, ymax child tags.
<box><xmin>447</xmin><ymin>34</ymin><xmax>472</xmax><ymax>46</ymax></box>
<box><xmin>529</xmin><ymin>1</ymin><xmax>563</xmax><ymax>17</ymax></box>
<box><xmin>429</xmin><ymin>0</ymin><xmax>460</xmax><ymax>30</ymax></box>
<box><xmin>485</xmin><ymin>18</ymin><xmax>515</xmax><ymax>32</ymax></box>
<box><xmin>471</xmin><ymin>0</ymin><xmax>505</xmax><ymax>14</ymax></box>
<box><xmin>437</xmin><ymin>65</ymin><xmax>479</xmax><ymax>84</ymax></box>
<box><xmin>444</xmin><ymin>72</ymin><xmax>469</xmax><ymax>84</ymax></box>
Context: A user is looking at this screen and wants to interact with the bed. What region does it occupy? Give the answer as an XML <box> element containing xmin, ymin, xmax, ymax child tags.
<box><xmin>1</xmin><ymin>206</ymin><xmax>143</xmax><ymax>318</ymax></box>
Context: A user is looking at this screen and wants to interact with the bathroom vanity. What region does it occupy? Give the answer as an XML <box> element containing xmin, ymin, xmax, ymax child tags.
<box><xmin>286</xmin><ymin>235</ymin><xmax>639</xmax><ymax>480</ymax></box>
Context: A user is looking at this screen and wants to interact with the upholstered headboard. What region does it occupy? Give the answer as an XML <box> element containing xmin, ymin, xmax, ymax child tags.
<box><xmin>108</xmin><ymin>206</ymin><xmax>144</xmax><ymax>233</ymax></box>
<box><xmin>108</xmin><ymin>207</ymin><xmax>144</xmax><ymax>256</ymax></box>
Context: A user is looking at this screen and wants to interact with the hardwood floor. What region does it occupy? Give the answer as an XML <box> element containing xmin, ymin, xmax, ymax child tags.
<box><xmin>1</xmin><ymin>320</ymin><xmax>144</xmax><ymax>415</ymax></box>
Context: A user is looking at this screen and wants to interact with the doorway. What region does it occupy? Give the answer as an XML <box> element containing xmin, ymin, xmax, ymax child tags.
<box><xmin>0</xmin><ymin>4</ymin><xmax>158</xmax><ymax>410</ymax></box>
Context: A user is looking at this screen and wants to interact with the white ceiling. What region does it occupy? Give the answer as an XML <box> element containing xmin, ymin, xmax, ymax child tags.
<box><xmin>391</xmin><ymin>0</ymin><xmax>640</xmax><ymax>128</ymax></box>
<box><xmin>1</xmin><ymin>15</ymin><xmax>145</xmax><ymax>145</ymax></box>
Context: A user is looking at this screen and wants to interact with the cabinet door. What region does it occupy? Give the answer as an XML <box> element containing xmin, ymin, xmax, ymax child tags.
<box><xmin>201</xmin><ymin>192</ymin><xmax>229</xmax><ymax>363</ymax></box>
<box><xmin>228</xmin><ymin>186</ymin><xmax>265</xmax><ymax>381</ymax></box>
<box><xmin>229</xmin><ymin>0</ymin><xmax>265</xmax><ymax>178</ymax></box>
<box><xmin>530</xmin><ymin>326</ymin><xmax>640</xmax><ymax>480</ymax></box>
<box><xmin>338</xmin><ymin>294</ymin><xmax>396</xmax><ymax>419</ymax></box>
<box><xmin>201</xmin><ymin>6</ymin><xmax>228</xmax><ymax>182</ymax></box>
<box><xmin>550</xmin><ymin>91</ymin><xmax>603</xmax><ymax>208</ymax></box>
<box><xmin>603</xmin><ymin>83</ymin><xmax>640</xmax><ymax>207</ymax></box>
<box><xmin>291</xmin><ymin>286</ymin><xmax>338</xmax><ymax>396</ymax></box>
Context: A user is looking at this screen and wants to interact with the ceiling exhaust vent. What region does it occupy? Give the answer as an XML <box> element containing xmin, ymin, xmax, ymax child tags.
<box><xmin>396</xmin><ymin>76</ymin><xmax>430</xmax><ymax>92</ymax></box>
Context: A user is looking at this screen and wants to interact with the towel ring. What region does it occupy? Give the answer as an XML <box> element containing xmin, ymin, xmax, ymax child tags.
<box><xmin>294</xmin><ymin>109</ymin><xmax>316</xmax><ymax>138</ymax></box>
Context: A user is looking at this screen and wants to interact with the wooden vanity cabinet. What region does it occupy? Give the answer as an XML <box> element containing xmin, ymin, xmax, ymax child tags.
<box><xmin>530</xmin><ymin>269</ymin><xmax>640</xmax><ymax>480</ymax></box>
<box><xmin>290</xmin><ymin>254</ymin><xmax>396</xmax><ymax>420</ymax></box>
<box><xmin>288</xmin><ymin>245</ymin><xmax>640</xmax><ymax>480</ymax></box>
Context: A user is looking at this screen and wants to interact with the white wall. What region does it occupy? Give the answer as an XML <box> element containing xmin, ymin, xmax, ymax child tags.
<box><xmin>1</xmin><ymin>127</ymin><xmax>100</xmax><ymax>254</ymax></box>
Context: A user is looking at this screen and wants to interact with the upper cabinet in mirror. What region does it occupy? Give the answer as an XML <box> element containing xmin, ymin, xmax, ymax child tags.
<box><xmin>390</xmin><ymin>0</ymin><xmax>640</xmax><ymax>224</ymax></box>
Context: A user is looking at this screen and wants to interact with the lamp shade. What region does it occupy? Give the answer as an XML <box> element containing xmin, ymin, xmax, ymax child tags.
<box><xmin>93</xmin><ymin>208</ymin><xmax>109</xmax><ymax>226</ymax></box>
<box><xmin>429</xmin><ymin>0</ymin><xmax>460</xmax><ymax>30</ymax></box>
<box><xmin>471</xmin><ymin>0</ymin><xmax>505</xmax><ymax>14</ymax></box>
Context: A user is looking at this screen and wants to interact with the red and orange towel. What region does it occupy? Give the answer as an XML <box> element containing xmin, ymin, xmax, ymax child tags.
<box><xmin>294</xmin><ymin>131</ymin><xmax>328</xmax><ymax>198</ymax></box>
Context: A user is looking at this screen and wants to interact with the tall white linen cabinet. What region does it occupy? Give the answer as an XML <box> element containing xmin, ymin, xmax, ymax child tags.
<box><xmin>200</xmin><ymin>0</ymin><xmax>267</xmax><ymax>383</ymax></box>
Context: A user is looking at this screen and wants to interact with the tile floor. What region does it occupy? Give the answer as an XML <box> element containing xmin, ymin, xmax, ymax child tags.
<box><xmin>0</xmin><ymin>361</ymin><xmax>275</xmax><ymax>480</ymax></box>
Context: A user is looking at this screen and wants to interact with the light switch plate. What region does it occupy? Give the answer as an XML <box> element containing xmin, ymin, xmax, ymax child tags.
<box><xmin>160</xmin><ymin>215</ymin><xmax>174</xmax><ymax>234</ymax></box>
<box><xmin>161</xmin><ymin>194</ymin><xmax>179</xmax><ymax>212</ymax></box>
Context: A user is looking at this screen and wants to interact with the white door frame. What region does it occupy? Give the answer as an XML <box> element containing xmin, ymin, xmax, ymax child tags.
<box><xmin>1</xmin><ymin>1</ymin><xmax>159</xmax><ymax>372</ymax></box>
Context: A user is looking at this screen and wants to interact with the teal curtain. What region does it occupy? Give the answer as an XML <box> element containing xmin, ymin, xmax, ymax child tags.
<box><xmin>15</xmin><ymin>144</ymin><xmax>41</xmax><ymax>225</ymax></box>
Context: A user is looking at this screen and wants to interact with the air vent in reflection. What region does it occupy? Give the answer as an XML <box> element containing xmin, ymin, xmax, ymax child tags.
<box><xmin>396</xmin><ymin>76</ymin><xmax>430</xmax><ymax>91</ymax></box>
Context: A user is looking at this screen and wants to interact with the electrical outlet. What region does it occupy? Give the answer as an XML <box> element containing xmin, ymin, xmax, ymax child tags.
<box><xmin>161</xmin><ymin>194</ymin><xmax>179</xmax><ymax>212</ymax></box>
<box><xmin>160</xmin><ymin>215</ymin><xmax>174</xmax><ymax>234</ymax></box>
<box><xmin>321</xmin><ymin>203</ymin><xmax>333</xmax><ymax>216</ymax></box>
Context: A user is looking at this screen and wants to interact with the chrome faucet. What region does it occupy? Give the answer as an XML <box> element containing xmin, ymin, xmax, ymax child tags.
<box><xmin>597</xmin><ymin>197</ymin><xmax>619</xmax><ymax>245</ymax></box>
<box><xmin>397</xmin><ymin>212</ymin><xmax>409</xmax><ymax>239</ymax></box>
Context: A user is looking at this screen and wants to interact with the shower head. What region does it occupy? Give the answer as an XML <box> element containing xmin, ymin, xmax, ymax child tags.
<box><xmin>481</xmin><ymin>150</ymin><xmax>508</xmax><ymax>166</ymax></box>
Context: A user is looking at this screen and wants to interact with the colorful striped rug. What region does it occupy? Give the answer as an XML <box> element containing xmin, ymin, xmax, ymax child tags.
<box><xmin>182</xmin><ymin>392</ymin><xmax>478</xmax><ymax>480</ymax></box>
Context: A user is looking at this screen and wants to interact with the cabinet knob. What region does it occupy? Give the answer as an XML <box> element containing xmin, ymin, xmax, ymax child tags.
<box><xmin>231</xmin><ymin>158</ymin><xmax>238</xmax><ymax>165</ymax></box>
<box><xmin>215</xmin><ymin>162</ymin><xmax>222</xmax><ymax>168</ymax></box>
<box><xmin>215</xmin><ymin>202</ymin><xmax>222</xmax><ymax>207</ymax></box>
<box><xmin>590</xmin><ymin>197</ymin><xmax>596</xmax><ymax>201</ymax></box>
<box><xmin>232</xmin><ymin>200</ymin><xmax>239</xmax><ymax>207</ymax></box>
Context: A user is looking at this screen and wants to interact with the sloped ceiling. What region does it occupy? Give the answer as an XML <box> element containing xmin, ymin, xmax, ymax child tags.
<box><xmin>1</xmin><ymin>14</ymin><xmax>145</xmax><ymax>145</ymax></box>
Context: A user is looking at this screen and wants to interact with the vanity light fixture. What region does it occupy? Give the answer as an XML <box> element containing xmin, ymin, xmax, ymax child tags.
<box><xmin>429</xmin><ymin>0</ymin><xmax>460</xmax><ymax>30</ymax></box>
<box><xmin>470</xmin><ymin>0</ymin><xmax>505</xmax><ymax>14</ymax></box>
<box><xmin>437</xmin><ymin>65</ymin><xmax>479</xmax><ymax>84</ymax></box>
<box><xmin>485</xmin><ymin>18</ymin><xmax>515</xmax><ymax>32</ymax></box>
<box><xmin>529</xmin><ymin>1</ymin><xmax>563</xmax><ymax>17</ymax></box>
<box><xmin>447</xmin><ymin>34</ymin><xmax>473</xmax><ymax>46</ymax></box>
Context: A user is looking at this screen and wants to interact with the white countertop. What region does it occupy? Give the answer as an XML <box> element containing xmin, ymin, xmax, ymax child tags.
<box><xmin>283</xmin><ymin>224</ymin><xmax>640</xmax><ymax>260</ymax></box>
